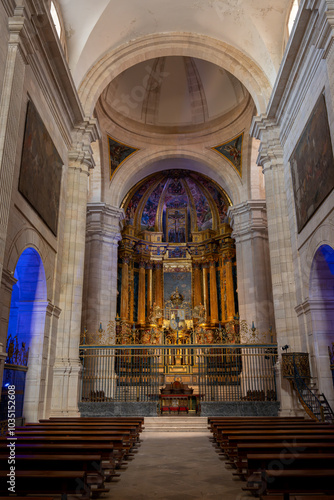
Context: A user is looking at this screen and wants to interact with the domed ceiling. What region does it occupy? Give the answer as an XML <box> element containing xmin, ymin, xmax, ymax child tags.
<box><xmin>100</xmin><ymin>56</ymin><xmax>249</xmax><ymax>133</ymax></box>
<box><xmin>122</xmin><ymin>170</ymin><xmax>231</xmax><ymax>242</ymax></box>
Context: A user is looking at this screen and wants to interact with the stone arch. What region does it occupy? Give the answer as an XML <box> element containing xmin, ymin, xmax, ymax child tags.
<box><xmin>5</xmin><ymin>227</ymin><xmax>55</xmax><ymax>300</ymax></box>
<box><xmin>79</xmin><ymin>32</ymin><xmax>272</xmax><ymax>118</ymax></box>
<box><xmin>306</xmin><ymin>243</ymin><xmax>334</xmax><ymax>405</ymax></box>
<box><xmin>105</xmin><ymin>150</ymin><xmax>244</xmax><ymax>209</ymax></box>
<box><xmin>4</xmin><ymin>247</ymin><xmax>48</xmax><ymax>422</ymax></box>
<box><xmin>303</xmin><ymin>222</ymin><xmax>334</xmax><ymax>298</ymax></box>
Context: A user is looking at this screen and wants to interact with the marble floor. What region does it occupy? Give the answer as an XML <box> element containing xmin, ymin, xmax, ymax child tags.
<box><xmin>105</xmin><ymin>431</ymin><xmax>254</xmax><ymax>500</ymax></box>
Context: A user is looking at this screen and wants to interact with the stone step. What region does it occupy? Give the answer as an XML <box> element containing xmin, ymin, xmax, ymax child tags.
<box><xmin>144</xmin><ymin>416</ymin><xmax>208</xmax><ymax>432</ymax></box>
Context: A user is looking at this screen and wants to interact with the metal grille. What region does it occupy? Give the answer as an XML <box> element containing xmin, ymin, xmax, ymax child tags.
<box><xmin>79</xmin><ymin>344</ymin><xmax>277</xmax><ymax>403</ymax></box>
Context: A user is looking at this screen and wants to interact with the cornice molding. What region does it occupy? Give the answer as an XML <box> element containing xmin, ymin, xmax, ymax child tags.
<box><xmin>296</xmin><ymin>298</ymin><xmax>334</xmax><ymax>315</ymax></box>
<box><xmin>1</xmin><ymin>268</ymin><xmax>18</xmax><ymax>291</ymax></box>
<box><xmin>86</xmin><ymin>202</ymin><xmax>125</xmax><ymax>242</ymax></box>
<box><xmin>228</xmin><ymin>200</ymin><xmax>268</xmax><ymax>241</ymax></box>
<box><xmin>69</xmin><ymin>117</ymin><xmax>100</xmax><ymax>169</ymax></box>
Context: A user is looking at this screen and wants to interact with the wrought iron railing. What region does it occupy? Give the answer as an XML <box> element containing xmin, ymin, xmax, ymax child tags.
<box><xmin>79</xmin><ymin>344</ymin><xmax>277</xmax><ymax>404</ymax></box>
<box><xmin>292</xmin><ymin>355</ymin><xmax>334</xmax><ymax>423</ymax></box>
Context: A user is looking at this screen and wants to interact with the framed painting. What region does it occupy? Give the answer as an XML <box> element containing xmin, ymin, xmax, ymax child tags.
<box><xmin>290</xmin><ymin>94</ymin><xmax>334</xmax><ymax>232</ymax></box>
<box><xmin>19</xmin><ymin>100</ymin><xmax>63</xmax><ymax>236</ymax></box>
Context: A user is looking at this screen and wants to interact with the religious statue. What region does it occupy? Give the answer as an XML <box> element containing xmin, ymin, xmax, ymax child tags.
<box><xmin>193</xmin><ymin>302</ymin><xmax>206</xmax><ymax>324</ymax></box>
<box><xmin>148</xmin><ymin>302</ymin><xmax>162</xmax><ymax>325</ymax></box>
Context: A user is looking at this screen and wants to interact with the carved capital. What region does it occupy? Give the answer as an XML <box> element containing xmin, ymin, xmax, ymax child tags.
<box><xmin>69</xmin><ymin>117</ymin><xmax>100</xmax><ymax>170</ymax></box>
<box><xmin>122</xmin><ymin>256</ymin><xmax>131</xmax><ymax>266</ymax></box>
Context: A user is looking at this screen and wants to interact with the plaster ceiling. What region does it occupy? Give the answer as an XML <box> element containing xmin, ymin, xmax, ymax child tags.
<box><xmin>100</xmin><ymin>56</ymin><xmax>249</xmax><ymax>132</ymax></box>
<box><xmin>58</xmin><ymin>0</ymin><xmax>293</xmax><ymax>89</ymax></box>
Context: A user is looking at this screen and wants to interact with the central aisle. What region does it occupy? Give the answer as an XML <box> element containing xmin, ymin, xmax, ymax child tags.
<box><xmin>106</xmin><ymin>431</ymin><xmax>253</xmax><ymax>500</ymax></box>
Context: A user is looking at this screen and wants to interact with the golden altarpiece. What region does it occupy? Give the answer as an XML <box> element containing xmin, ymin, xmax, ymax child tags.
<box><xmin>115</xmin><ymin>170</ymin><xmax>239</xmax><ymax>398</ymax></box>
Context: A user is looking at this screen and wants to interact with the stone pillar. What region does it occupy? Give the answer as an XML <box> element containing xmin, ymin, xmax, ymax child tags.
<box><xmin>228</xmin><ymin>201</ymin><xmax>274</xmax><ymax>335</ymax></box>
<box><xmin>51</xmin><ymin>119</ymin><xmax>99</xmax><ymax>417</ymax></box>
<box><xmin>251</xmin><ymin>120</ymin><xmax>301</xmax><ymax>415</ymax></box>
<box><xmin>193</xmin><ymin>261</ymin><xmax>202</xmax><ymax>307</ymax></box>
<box><xmin>223</xmin><ymin>251</ymin><xmax>236</xmax><ymax>322</ymax></box>
<box><xmin>21</xmin><ymin>300</ymin><xmax>48</xmax><ymax>422</ymax></box>
<box><xmin>209</xmin><ymin>260</ymin><xmax>219</xmax><ymax>325</ymax></box>
<box><xmin>154</xmin><ymin>262</ymin><xmax>163</xmax><ymax>311</ymax></box>
<box><xmin>138</xmin><ymin>261</ymin><xmax>146</xmax><ymax>325</ymax></box>
<box><xmin>120</xmin><ymin>256</ymin><xmax>130</xmax><ymax>321</ymax></box>
<box><xmin>82</xmin><ymin>203</ymin><xmax>124</xmax><ymax>336</ymax></box>
<box><xmin>202</xmin><ymin>262</ymin><xmax>210</xmax><ymax>324</ymax></box>
<box><xmin>0</xmin><ymin>6</ymin><xmax>27</xmax><ymax>282</ymax></box>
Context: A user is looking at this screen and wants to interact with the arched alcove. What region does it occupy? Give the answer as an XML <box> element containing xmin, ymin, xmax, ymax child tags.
<box><xmin>4</xmin><ymin>248</ymin><xmax>48</xmax><ymax>421</ymax></box>
<box><xmin>308</xmin><ymin>244</ymin><xmax>334</xmax><ymax>403</ymax></box>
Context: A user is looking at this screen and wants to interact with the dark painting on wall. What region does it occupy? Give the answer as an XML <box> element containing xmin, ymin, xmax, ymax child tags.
<box><xmin>290</xmin><ymin>95</ymin><xmax>334</xmax><ymax>233</ymax></box>
<box><xmin>19</xmin><ymin>101</ymin><xmax>63</xmax><ymax>236</ymax></box>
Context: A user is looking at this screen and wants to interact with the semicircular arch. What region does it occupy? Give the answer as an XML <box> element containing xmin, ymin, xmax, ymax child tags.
<box><xmin>79</xmin><ymin>32</ymin><xmax>272</xmax><ymax>118</ymax></box>
<box><xmin>105</xmin><ymin>149</ymin><xmax>243</xmax><ymax>209</ymax></box>
<box><xmin>5</xmin><ymin>227</ymin><xmax>55</xmax><ymax>300</ymax></box>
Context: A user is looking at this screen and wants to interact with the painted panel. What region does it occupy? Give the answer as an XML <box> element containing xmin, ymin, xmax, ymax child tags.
<box><xmin>212</xmin><ymin>133</ymin><xmax>243</xmax><ymax>176</ymax></box>
<box><xmin>108</xmin><ymin>136</ymin><xmax>138</xmax><ymax>179</ymax></box>
<box><xmin>140</xmin><ymin>180</ymin><xmax>165</xmax><ymax>231</ymax></box>
<box><xmin>19</xmin><ymin>101</ymin><xmax>63</xmax><ymax>236</ymax></box>
<box><xmin>187</xmin><ymin>177</ymin><xmax>212</xmax><ymax>230</ymax></box>
<box><xmin>164</xmin><ymin>271</ymin><xmax>192</xmax><ymax>304</ymax></box>
<box><xmin>290</xmin><ymin>95</ymin><xmax>334</xmax><ymax>232</ymax></box>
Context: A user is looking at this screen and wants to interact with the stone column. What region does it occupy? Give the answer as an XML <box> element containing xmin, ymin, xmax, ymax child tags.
<box><xmin>192</xmin><ymin>261</ymin><xmax>202</xmax><ymax>307</ymax></box>
<box><xmin>209</xmin><ymin>260</ymin><xmax>219</xmax><ymax>325</ymax></box>
<box><xmin>202</xmin><ymin>262</ymin><xmax>210</xmax><ymax>324</ymax></box>
<box><xmin>82</xmin><ymin>203</ymin><xmax>124</xmax><ymax>335</ymax></box>
<box><xmin>138</xmin><ymin>261</ymin><xmax>146</xmax><ymax>325</ymax></box>
<box><xmin>228</xmin><ymin>200</ymin><xmax>275</xmax><ymax>336</ymax></box>
<box><xmin>51</xmin><ymin>119</ymin><xmax>99</xmax><ymax>417</ymax></box>
<box><xmin>0</xmin><ymin>6</ymin><xmax>28</xmax><ymax>282</ymax></box>
<box><xmin>120</xmin><ymin>256</ymin><xmax>130</xmax><ymax>322</ymax></box>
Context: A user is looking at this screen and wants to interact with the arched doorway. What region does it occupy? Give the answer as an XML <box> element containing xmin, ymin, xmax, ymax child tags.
<box><xmin>1</xmin><ymin>248</ymin><xmax>48</xmax><ymax>422</ymax></box>
<box><xmin>309</xmin><ymin>244</ymin><xmax>334</xmax><ymax>405</ymax></box>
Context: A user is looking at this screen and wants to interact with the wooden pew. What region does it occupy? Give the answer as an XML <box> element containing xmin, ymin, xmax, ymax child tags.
<box><xmin>259</xmin><ymin>469</ymin><xmax>334</xmax><ymax>499</ymax></box>
<box><xmin>246</xmin><ymin>452</ymin><xmax>334</xmax><ymax>476</ymax></box>
<box><xmin>0</xmin><ymin>417</ymin><xmax>144</xmax><ymax>498</ymax></box>
<box><xmin>0</xmin><ymin>470</ymin><xmax>91</xmax><ymax>499</ymax></box>
<box><xmin>24</xmin><ymin>423</ymin><xmax>142</xmax><ymax>442</ymax></box>
<box><xmin>209</xmin><ymin>417</ymin><xmax>334</xmax><ymax>499</ymax></box>
<box><xmin>0</xmin><ymin>435</ymin><xmax>131</xmax><ymax>467</ymax></box>
<box><xmin>212</xmin><ymin>423</ymin><xmax>334</xmax><ymax>443</ymax></box>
